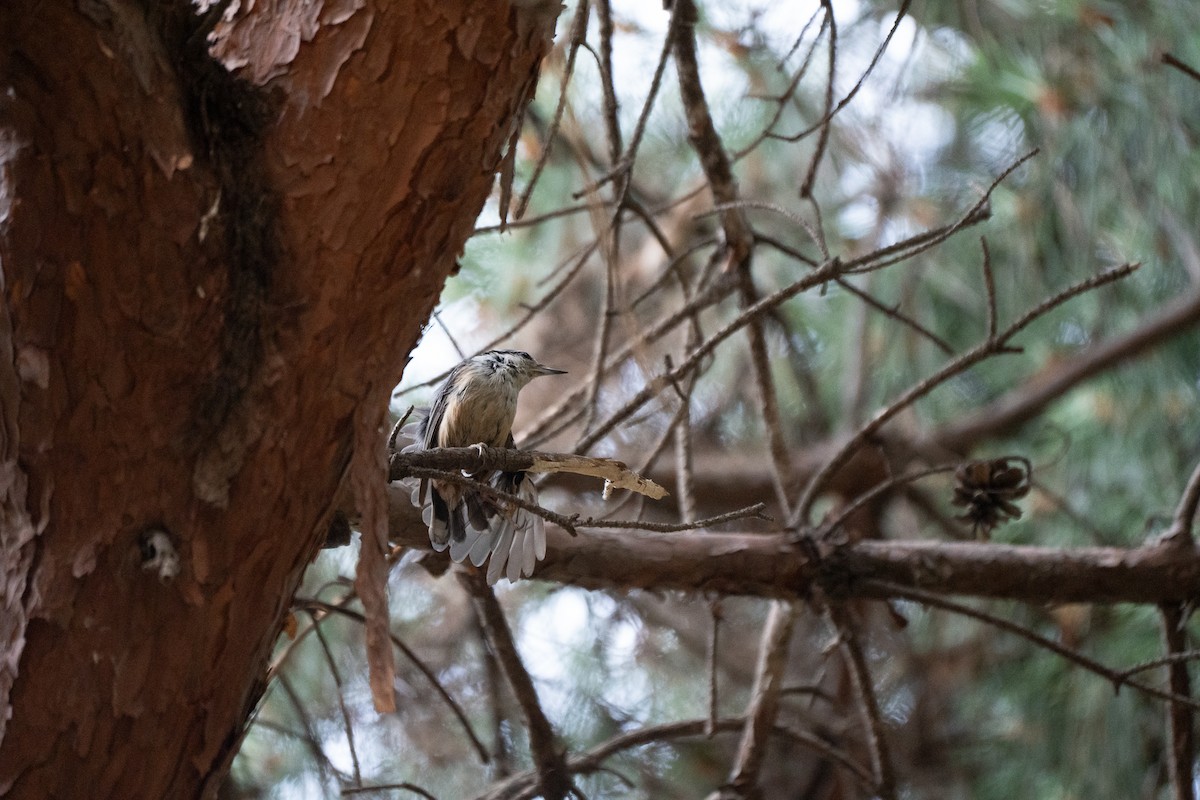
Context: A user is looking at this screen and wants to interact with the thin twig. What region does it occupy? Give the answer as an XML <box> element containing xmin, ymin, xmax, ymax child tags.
<box><xmin>1117</xmin><ymin>650</ymin><xmax>1200</xmax><ymax>683</ymax></box>
<box><xmin>578</xmin><ymin>503</ymin><xmax>770</xmax><ymax>531</ymax></box>
<box><xmin>395</xmin><ymin>240</ymin><xmax>598</xmax><ymax>397</ymax></box>
<box><xmin>980</xmin><ymin>237</ymin><xmax>998</xmax><ymax>339</ymax></box>
<box><xmin>755</xmin><ymin>230</ymin><xmax>954</xmax><ymax>353</ymax></box>
<box><xmin>342</xmin><ymin>783</ymin><xmax>438</xmax><ymax>799</ymax></box>
<box><xmin>820</xmin><ymin>464</ymin><xmax>959</xmax><ymax>541</ymax></box>
<box><xmin>706</xmin><ymin>598</ymin><xmax>721</xmax><ymax>738</ymax></box>
<box><xmin>740</xmin><ymin>272</ymin><xmax>796</xmax><ymax>516</ymax></box>
<box><xmin>571</xmin><ymin>1</ymin><xmax>683</xmax><ymax>199</ymax></box>
<box><xmin>829</xmin><ymin>605</ymin><xmax>897</xmax><ymax>799</ymax></box>
<box><xmin>521</xmin><ymin>271</ymin><xmax>740</xmax><ymax>445</ymax></box>
<box><xmin>769</xmin><ymin>0</ymin><xmax>914</xmax><ymax>145</ymax></box>
<box><xmin>844</xmin><ymin>150</ymin><xmax>1035</xmax><ymax>276</ymax></box>
<box><xmin>872</xmin><ymin>581</ymin><xmax>1200</xmax><ymax>710</ymax></box>
<box><xmin>734</xmin><ymin>9</ymin><xmax>827</xmax><ymax>162</ymax></box>
<box><xmin>725</xmin><ymin>601</ymin><xmax>799</xmax><ymax>793</ymax></box>
<box><xmin>513</xmin><ymin>0</ymin><xmax>590</xmax><ymax>220</ymax></box>
<box><xmin>252</xmin><ymin>717</ymin><xmax>348</xmax><ymax>785</ymax></box>
<box><xmin>309</xmin><ymin>615</ymin><xmax>363</xmax><ymax>788</ymax></box>
<box><xmin>524</xmin><ymin>194</ymin><xmax>989</xmax><ymax>448</ymax></box>
<box><xmin>387</xmin><ymin>406</ymin><xmax>414</xmax><ymax>454</ymax></box>
<box><xmin>933</xmin><ymin>282</ymin><xmax>1200</xmax><ymax>452</ymax></box>
<box><xmin>1163</xmin><ymin>52</ymin><xmax>1200</xmax><ymax>83</ymax></box>
<box><xmin>295</xmin><ymin>599</ymin><xmax>491</xmax><ymax>763</ymax></box>
<box><xmin>433</xmin><ymin>309</ymin><xmax>466</xmax><ymax>360</ymax></box>
<box><xmin>575</xmin><ymin>257</ymin><xmax>845</xmax><ymax>453</ymax></box>
<box><xmin>793</xmin><ymin>262</ymin><xmax>1139</xmax><ymax>527</ymax></box>
<box><xmin>276</xmin><ymin>673</ymin><xmax>350</xmax><ymax>783</ymax></box>
<box><xmin>594</xmin><ymin>0</ymin><xmax>623</xmax><ymax>163</ymax></box>
<box><xmin>1164</xmin><ymin>460</ymin><xmax>1200</xmax><ymax>545</ymax></box>
<box><xmin>799</xmin><ymin>0</ymin><xmax>835</xmax><ymax>198</ymax></box>
<box><xmin>674</xmin><ymin>375</ymin><xmax>698</xmax><ymax>527</ymax></box>
<box><xmin>474</xmin><ymin>201</ymin><xmax>601</xmax><ymax>235</ymax></box>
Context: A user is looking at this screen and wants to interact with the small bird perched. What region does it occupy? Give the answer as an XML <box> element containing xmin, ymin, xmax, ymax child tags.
<box><xmin>410</xmin><ymin>349</ymin><xmax>566</xmax><ymax>583</ymax></box>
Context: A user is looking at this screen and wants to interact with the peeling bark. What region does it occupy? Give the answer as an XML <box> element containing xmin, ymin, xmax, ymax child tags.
<box><xmin>0</xmin><ymin>1</ymin><xmax>558</xmax><ymax>796</ymax></box>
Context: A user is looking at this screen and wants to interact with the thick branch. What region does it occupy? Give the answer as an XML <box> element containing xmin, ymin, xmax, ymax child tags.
<box><xmin>387</xmin><ymin>486</ymin><xmax>1200</xmax><ymax>604</ymax></box>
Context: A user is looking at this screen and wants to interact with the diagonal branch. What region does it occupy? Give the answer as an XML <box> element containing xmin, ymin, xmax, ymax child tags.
<box><xmin>671</xmin><ymin>0</ymin><xmax>753</xmax><ymax>265</ymax></box>
<box><xmin>829</xmin><ymin>605</ymin><xmax>896</xmax><ymax>800</ymax></box>
<box><xmin>461</xmin><ymin>570</ymin><xmax>573</xmax><ymax>800</ymax></box>
<box><xmin>792</xmin><ymin>262</ymin><xmax>1139</xmax><ymax>527</ymax></box>
<box><xmin>932</xmin><ymin>283</ymin><xmax>1200</xmax><ymax>453</ymax></box>
<box><xmin>722</xmin><ymin>601</ymin><xmax>800</xmax><ymax>795</ymax></box>
<box><xmin>478</xmin><ymin>715</ymin><xmax>872</xmax><ymax>800</ymax></box>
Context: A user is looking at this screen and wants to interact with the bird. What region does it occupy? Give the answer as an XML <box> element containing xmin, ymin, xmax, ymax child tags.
<box><xmin>409</xmin><ymin>349</ymin><xmax>566</xmax><ymax>583</ymax></box>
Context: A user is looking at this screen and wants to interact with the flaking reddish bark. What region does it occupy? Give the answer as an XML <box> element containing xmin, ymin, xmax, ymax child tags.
<box><xmin>0</xmin><ymin>2</ymin><xmax>558</xmax><ymax>797</ymax></box>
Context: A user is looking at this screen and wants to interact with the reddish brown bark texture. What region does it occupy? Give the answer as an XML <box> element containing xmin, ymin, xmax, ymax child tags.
<box><xmin>0</xmin><ymin>1</ymin><xmax>557</xmax><ymax>797</ymax></box>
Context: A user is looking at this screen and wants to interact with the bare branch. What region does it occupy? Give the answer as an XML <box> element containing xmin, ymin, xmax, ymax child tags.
<box><xmin>932</xmin><ymin>283</ymin><xmax>1200</xmax><ymax>452</ymax></box>
<box><xmin>1163</xmin><ymin>459</ymin><xmax>1200</xmax><ymax>545</ymax></box>
<box><xmin>385</xmin><ymin>486</ymin><xmax>1200</xmax><ymax>605</ymax></box>
<box><xmin>512</xmin><ymin>0</ymin><xmax>591</xmax><ymax>221</ymax></box>
<box><xmin>389</xmin><ymin>446</ymin><xmax>666</xmax><ymax>499</ymax></box>
<box><xmin>872</xmin><ymin>582</ymin><xmax>1200</xmax><ymax>711</ymax></box>
<box><xmin>980</xmin><ymin>237</ymin><xmax>998</xmax><ymax>339</ymax></box>
<box><xmin>829</xmin><ymin>605</ymin><xmax>897</xmax><ymax>800</ymax></box>
<box><xmin>768</xmin><ymin>0</ymin><xmax>914</xmax><ymax>145</ymax></box>
<box><xmin>672</xmin><ymin>0</ymin><xmax>754</xmax><ymax>264</ymax></box>
<box><xmin>1163</xmin><ymin>51</ymin><xmax>1200</xmax><ymax>83</ymax></box>
<box><xmin>480</xmin><ymin>715</ymin><xmax>872</xmax><ymax>800</ymax></box>
<box><xmin>1159</xmin><ymin>603</ymin><xmax>1195</xmax><ymax>800</ymax></box>
<box><xmin>309</xmin><ymin>616</ymin><xmax>363</xmax><ymax>787</ymax></box>
<box><xmin>575</xmin><ymin>258</ymin><xmax>846</xmax><ymax>453</ymax></box>
<box><xmin>706</xmin><ymin>599</ymin><xmax>721</xmax><ymax>738</ymax></box>
<box><xmin>798</xmin><ymin>0</ymin><xmax>835</xmax><ymax>199</ymax></box>
<box><xmin>793</xmin><ymin>262</ymin><xmax>1138</xmax><ymax>527</ymax></box>
<box><xmin>724</xmin><ymin>601</ymin><xmax>799</xmax><ymax>794</ymax></box>
<box><xmin>461</xmin><ymin>571</ymin><xmax>573</xmax><ymax>800</ymax></box>
<box><xmin>1118</xmin><ymin>650</ymin><xmax>1200</xmax><ymax>683</ymax></box>
<box><xmin>343</xmin><ymin>782</ymin><xmax>437</xmax><ymax>799</ymax></box>
<box><xmin>294</xmin><ymin>599</ymin><xmax>491</xmax><ymax>764</ymax></box>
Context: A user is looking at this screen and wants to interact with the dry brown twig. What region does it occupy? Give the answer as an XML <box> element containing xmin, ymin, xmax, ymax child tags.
<box><xmin>829</xmin><ymin>605</ymin><xmax>897</xmax><ymax>800</ymax></box>
<box><xmin>292</xmin><ymin>598</ymin><xmax>492</xmax><ymax>763</ymax></box>
<box><xmin>792</xmin><ymin>260</ymin><xmax>1140</xmax><ymax>528</ymax></box>
<box><xmin>1159</xmin><ymin>603</ymin><xmax>1195</xmax><ymax>800</ymax></box>
<box><xmin>462</xmin><ymin>571</ymin><xmax>574</xmax><ymax>800</ymax></box>
<box><xmin>389</xmin><ymin>445</ymin><xmax>667</xmax><ymax>499</ymax></box>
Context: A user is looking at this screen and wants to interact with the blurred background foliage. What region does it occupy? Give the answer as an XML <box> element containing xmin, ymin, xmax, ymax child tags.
<box><xmin>229</xmin><ymin>0</ymin><xmax>1200</xmax><ymax>797</ymax></box>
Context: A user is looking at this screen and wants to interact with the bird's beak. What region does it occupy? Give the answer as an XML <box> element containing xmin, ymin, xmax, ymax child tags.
<box><xmin>535</xmin><ymin>364</ymin><xmax>567</xmax><ymax>377</ymax></box>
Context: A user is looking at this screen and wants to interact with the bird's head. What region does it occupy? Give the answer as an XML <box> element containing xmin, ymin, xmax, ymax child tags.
<box><xmin>477</xmin><ymin>349</ymin><xmax>567</xmax><ymax>389</ymax></box>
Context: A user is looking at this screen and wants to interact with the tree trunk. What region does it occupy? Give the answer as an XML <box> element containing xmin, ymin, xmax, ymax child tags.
<box><xmin>0</xmin><ymin>2</ymin><xmax>557</xmax><ymax>796</ymax></box>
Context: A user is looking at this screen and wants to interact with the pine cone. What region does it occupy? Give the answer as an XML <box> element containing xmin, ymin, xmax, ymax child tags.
<box><xmin>951</xmin><ymin>457</ymin><xmax>1031</xmax><ymax>539</ymax></box>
